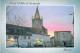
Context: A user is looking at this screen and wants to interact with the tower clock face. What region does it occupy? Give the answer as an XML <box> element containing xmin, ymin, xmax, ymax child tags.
<box><xmin>35</xmin><ymin>22</ymin><xmax>39</xmax><ymax>26</ymax></box>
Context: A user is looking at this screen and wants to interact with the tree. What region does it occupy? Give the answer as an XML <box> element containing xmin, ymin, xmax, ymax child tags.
<box><xmin>6</xmin><ymin>6</ymin><xmax>28</xmax><ymax>48</ymax></box>
<box><xmin>9</xmin><ymin>15</ymin><xmax>27</xmax><ymax>48</ymax></box>
<box><xmin>13</xmin><ymin>15</ymin><xmax>26</xmax><ymax>48</ymax></box>
<box><xmin>6</xmin><ymin>6</ymin><xmax>15</xmax><ymax>24</ymax></box>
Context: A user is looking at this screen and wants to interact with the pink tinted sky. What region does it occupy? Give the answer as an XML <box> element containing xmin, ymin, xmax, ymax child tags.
<box><xmin>7</xmin><ymin>6</ymin><xmax>74</xmax><ymax>37</ymax></box>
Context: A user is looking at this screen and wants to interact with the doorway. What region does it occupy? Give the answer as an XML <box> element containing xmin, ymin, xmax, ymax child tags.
<box><xmin>62</xmin><ymin>41</ymin><xmax>66</xmax><ymax>47</ymax></box>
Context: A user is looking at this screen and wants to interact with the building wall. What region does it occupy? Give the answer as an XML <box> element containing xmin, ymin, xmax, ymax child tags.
<box><xmin>50</xmin><ymin>37</ymin><xmax>54</xmax><ymax>46</ymax></box>
<box><xmin>54</xmin><ymin>31</ymin><xmax>72</xmax><ymax>47</ymax></box>
<box><xmin>71</xmin><ymin>35</ymin><xmax>74</xmax><ymax>46</ymax></box>
<box><xmin>31</xmin><ymin>34</ymin><xmax>50</xmax><ymax>46</ymax></box>
<box><xmin>6</xmin><ymin>34</ymin><xmax>17</xmax><ymax>48</ymax></box>
<box><xmin>6</xmin><ymin>34</ymin><xmax>50</xmax><ymax>47</ymax></box>
<box><xmin>6</xmin><ymin>34</ymin><xmax>31</xmax><ymax>47</ymax></box>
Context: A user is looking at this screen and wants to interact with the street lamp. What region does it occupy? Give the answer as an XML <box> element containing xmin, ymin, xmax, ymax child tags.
<box><xmin>69</xmin><ymin>12</ymin><xmax>74</xmax><ymax>35</ymax></box>
<box><xmin>69</xmin><ymin>12</ymin><xmax>74</xmax><ymax>24</ymax></box>
<box><xmin>9</xmin><ymin>38</ymin><xmax>15</xmax><ymax>42</ymax></box>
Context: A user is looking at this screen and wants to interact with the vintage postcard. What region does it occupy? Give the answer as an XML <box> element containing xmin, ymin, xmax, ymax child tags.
<box><xmin>6</xmin><ymin>6</ymin><xmax>74</xmax><ymax>48</ymax></box>
<box><xmin>0</xmin><ymin>0</ymin><xmax>80</xmax><ymax>53</ymax></box>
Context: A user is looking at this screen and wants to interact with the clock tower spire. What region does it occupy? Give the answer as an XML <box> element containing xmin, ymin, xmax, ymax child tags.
<box><xmin>34</xmin><ymin>6</ymin><xmax>40</xmax><ymax>19</ymax></box>
<box><xmin>32</xmin><ymin>6</ymin><xmax>43</xmax><ymax>29</ymax></box>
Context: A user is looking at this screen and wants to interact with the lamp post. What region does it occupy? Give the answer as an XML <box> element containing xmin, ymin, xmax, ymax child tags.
<box><xmin>69</xmin><ymin>12</ymin><xmax>74</xmax><ymax>35</ymax></box>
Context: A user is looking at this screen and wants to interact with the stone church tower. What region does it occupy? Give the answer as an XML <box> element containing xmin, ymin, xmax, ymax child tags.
<box><xmin>32</xmin><ymin>6</ymin><xmax>43</xmax><ymax>29</ymax></box>
<box><xmin>32</xmin><ymin>6</ymin><xmax>48</xmax><ymax>35</ymax></box>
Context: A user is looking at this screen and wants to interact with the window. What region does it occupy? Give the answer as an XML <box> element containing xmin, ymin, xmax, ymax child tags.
<box><xmin>63</xmin><ymin>33</ymin><xmax>65</xmax><ymax>38</ymax></box>
<box><xmin>24</xmin><ymin>36</ymin><xmax>26</xmax><ymax>39</ymax></box>
<box><xmin>63</xmin><ymin>33</ymin><xmax>64</xmax><ymax>35</ymax></box>
<box><xmin>14</xmin><ymin>36</ymin><xmax>16</xmax><ymax>39</ymax></box>
<box><xmin>28</xmin><ymin>36</ymin><xmax>30</xmax><ymax>39</ymax></box>
<box><xmin>8</xmin><ymin>36</ymin><xmax>11</xmax><ymax>39</ymax></box>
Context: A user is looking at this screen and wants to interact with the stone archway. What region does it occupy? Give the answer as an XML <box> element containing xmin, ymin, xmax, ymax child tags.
<box><xmin>62</xmin><ymin>41</ymin><xmax>66</xmax><ymax>47</ymax></box>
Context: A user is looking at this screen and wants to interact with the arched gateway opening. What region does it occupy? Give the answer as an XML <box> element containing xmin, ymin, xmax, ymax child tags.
<box><xmin>62</xmin><ymin>41</ymin><xmax>66</xmax><ymax>47</ymax></box>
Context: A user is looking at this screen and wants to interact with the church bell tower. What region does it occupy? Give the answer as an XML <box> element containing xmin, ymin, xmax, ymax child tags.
<box><xmin>32</xmin><ymin>6</ymin><xmax>43</xmax><ymax>29</ymax></box>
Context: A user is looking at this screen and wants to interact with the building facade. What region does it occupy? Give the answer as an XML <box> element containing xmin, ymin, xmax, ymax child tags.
<box><xmin>6</xmin><ymin>6</ymin><xmax>50</xmax><ymax>47</ymax></box>
<box><xmin>31</xmin><ymin>34</ymin><xmax>50</xmax><ymax>47</ymax></box>
<box><xmin>54</xmin><ymin>31</ymin><xmax>74</xmax><ymax>47</ymax></box>
<box><xmin>50</xmin><ymin>37</ymin><xmax>54</xmax><ymax>47</ymax></box>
